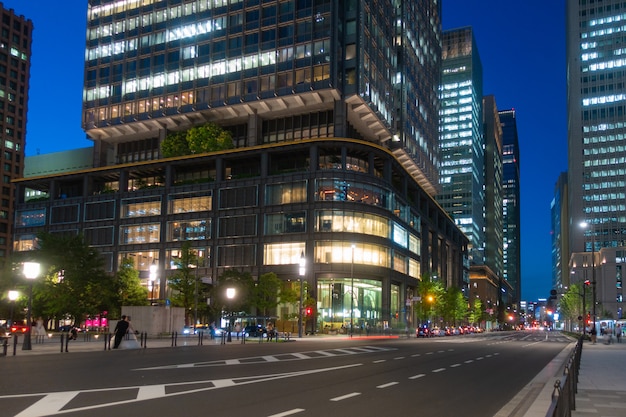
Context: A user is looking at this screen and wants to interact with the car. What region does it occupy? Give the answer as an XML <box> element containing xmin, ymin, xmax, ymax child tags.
<box><xmin>416</xmin><ymin>326</ymin><xmax>431</xmax><ymax>337</ymax></box>
<box><xmin>181</xmin><ymin>325</ymin><xmax>195</xmax><ymax>335</ymax></box>
<box><xmin>10</xmin><ymin>324</ymin><xmax>29</xmax><ymax>334</ymax></box>
<box><xmin>244</xmin><ymin>325</ymin><xmax>267</xmax><ymax>337</ymax></box>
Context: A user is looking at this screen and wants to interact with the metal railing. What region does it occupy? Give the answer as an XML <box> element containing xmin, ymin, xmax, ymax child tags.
<box><xmin>546</xmin><ymin>336</ymin><xmax>583</xmax><ymax>417</ymax></box>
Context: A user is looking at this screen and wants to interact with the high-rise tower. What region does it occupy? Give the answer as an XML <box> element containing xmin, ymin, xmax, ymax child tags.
<box><xmin>567</xmin><ymin>1</ymin><xmax>626</xmax><ymax>253</ymax></box>
<box><xmin>499</xmin><ymin>109</ymin><xmax>521</xmax><ymax>305</ymax></box>
<box><xmin>0</xmin><ymin>3</ymin><xmax>32</xmax><ymax>267</ymax></box>
<box><xmin>82</xmin><ymin>0</ymin><xmax>442</xmax><ymax>195</ymax></box>
<box><xmin>438</xmin><ymin>27</ymin><xmax>485</xmax><ymax>265</ymax></box>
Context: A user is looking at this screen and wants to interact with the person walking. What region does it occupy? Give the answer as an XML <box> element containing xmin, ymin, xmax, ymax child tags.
<box><xmin>616</xmin><ymin>323</ymin><xmax>622</xmax><ymax>343</ymax></box>
<box><xmin>113</xmin><ymin>315</ymin><xmax>129</xmax><ymax>349</ymax></box>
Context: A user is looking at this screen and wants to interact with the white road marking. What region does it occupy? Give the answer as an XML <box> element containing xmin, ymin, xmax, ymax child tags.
<box><xmin>15</xmin><ymin>392</ymin><xmax>79</xmax><ymax>417</ymax></box>
<box><xmin>432</xmin><ymin>368</ymin><xmax>446</xmax><ymax>373</ymax></box>
<box><xmin>136</xmin><ymin>385</ymin><xmax>165</xmax><ymax>401</ymax></box>
<box><xmin>373</xmin><ymin>360</ymin><xmax>386</xmax><ymax>363</ymax></box>
<box><xmin>450</xmin><ymin>363</ymin><xmax>461</xmax><ymax>368</ymax></box>
<box><xmin>268</xmin><ymin>409</ymin><xmax>305</xmax><ymax>417</ymax></box>
<box><xmin>409</xmin><ymin>374</ymin><xmax>426</xmax><ymax>380</ymax></box>
<box><xmin>377</xmin><ymin>382</ymin><xmax>399</xmax><ymax>389</ymax></box>
<box><xmin>330</xmin><ymin>392</ymin><xmax>361</xmax><ymax>401</ymax></box>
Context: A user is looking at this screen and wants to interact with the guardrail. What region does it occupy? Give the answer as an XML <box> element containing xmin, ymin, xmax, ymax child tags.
<box><xmin>546</xmin><ymin>336</ymin><xmax>583</xmax><ymax>417</ymax></box>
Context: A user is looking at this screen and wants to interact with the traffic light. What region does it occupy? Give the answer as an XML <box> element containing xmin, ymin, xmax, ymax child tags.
<box><xmin>305</xmin><ymin>307</ymin><xmax>312</xmax><ymax>316</ymax></box>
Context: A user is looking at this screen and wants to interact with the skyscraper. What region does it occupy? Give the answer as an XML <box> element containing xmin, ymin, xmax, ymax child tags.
<box><xmin>499</xmin><ymin>109</ymin><xmax>521</xmax><ymax>306</ymax></box>
<box><xmin>14</xmin><ymin>0</ymin><xmax>468</xmax><ymax>331</ymax></box>
<box><xmin>0</xmin><ymin>3</ymin><xmax>32</xmax><ymax>267</ymax></box>
<box><xmin>439</xmin><ymin>27</ymin><xmax>485</xmax><ymax>266</ymax></box>
<box><xmin>567</xmin><ymin>0</ymin><xmax>626</xmax><ymax>320</ymax></box>
<box><xmin>567</xmin><ymin>1</ymin><xmax>626</xmax><ymax>253</ymax></box>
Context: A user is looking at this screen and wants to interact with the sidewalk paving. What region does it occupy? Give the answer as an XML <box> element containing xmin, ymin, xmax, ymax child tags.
<box><xmin>571</xmin><ymin>337</ymin><xmax>626</xmax><ymax>417</ymax></box>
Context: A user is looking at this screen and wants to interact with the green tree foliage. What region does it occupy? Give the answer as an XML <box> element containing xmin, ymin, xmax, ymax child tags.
<box><xmin>442</xmin><ymin>287</ymin><xmax>467</xmax><ymax>326</ymax></box>
<box><xmin>468</xmin><ymin>299</ymin><xmax>483</xmax><ymax>326</ymax></box>
<box><xmin>214</xmin><ymin>269</ymin><xmax>255</xmax><ymax>319</ymax></box>
<box><xmin>161</xmin><ymin>123</ymin><xmax>234</xmax><ymax>158</ymax></box>
<box><xmin>254</xmin><ymin>272</ymin><xmax>281</xmax><ymax>318</ymax></box>
<box><xmin>167</xmin><ymin>242</ymin><xmax>198</xmax><ymax>325</ymax></box>
<box><xmin>18</xmin><ymin>232</ymin><xmax>116</xmax><ymax>327</ymax></box>
<box><xmin>115</xmin><ymin>257</ymin><xmax>149</xmax><ymax>314</ymax></box>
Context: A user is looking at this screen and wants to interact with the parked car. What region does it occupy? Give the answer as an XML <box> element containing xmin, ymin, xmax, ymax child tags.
<box><xmin>10</xmin><ymin>324</ymin><xmax>29</xmax><ymax>334</ymax></box>
<box><xmin>416</xmin><ymin>326</ymin><xmax>431</xmax><ymax>338</ymax></box>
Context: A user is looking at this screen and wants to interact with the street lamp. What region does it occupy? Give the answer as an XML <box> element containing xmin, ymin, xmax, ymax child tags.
<box><xmin>350</xmin><ymin>244</ymin><xmax>355</xmax><ymax>338</ymax></box>
<box><xmin>8</xmin><ymin>290</ymin><xmax>18</xmax><ymax>326</ymax></box>
<box><xmin>149</xmin><ymin>261</ymin><xmax>158</xmax><ymax>305</ymax></box>
<box><xmin>298</xmin><ymin>251</ymin><xmax>305</xmax><ymax>338</ymax></box>
<box><xmin>580</xmin><ymin>221</ymin><xmax>597</xmax><ymax>342</ymax></box>
<box><xmin>226</xmin><ymin>287</ymin><xmax>235</xmax><ymax>342</ymax></box>
<box><xmin>22</xmin><ymin>261</ymin><xmax>40</xmax><ymax>351</ymax></box>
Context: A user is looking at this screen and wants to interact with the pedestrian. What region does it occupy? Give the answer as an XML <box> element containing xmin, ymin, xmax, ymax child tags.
<box><xmin>590</xmin><ymin>326</ymin><xmax>597</xmax><ymax>344</ymax></box>
<box><xmin>617</xmin><ymin>324</ymin><xmax>622</xmax><ymax>343</ymax></box>
<box><xmin>69</xmin><ymin>325</ymin><xmax>78</xmax><ymax>340</ymax></box>
<box><xmin>113</xmin><ymin>315</ymin><xmax>129</xmax><ymax>349</ymax></box>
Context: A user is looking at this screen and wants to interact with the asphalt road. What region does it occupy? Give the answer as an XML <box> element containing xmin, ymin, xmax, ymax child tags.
<box><xmin>0</xmin><ymin>330</ymin><xmax>572</xmax><ymax>417</ymax></box>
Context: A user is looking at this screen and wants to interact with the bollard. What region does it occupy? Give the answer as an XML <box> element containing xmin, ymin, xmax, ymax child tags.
<box><xmin>60</xmin><ymin>333</ymin><xmax>65</xmax><ymax>353</ymax></box>
<box><xmin>13</xmin><ymin>334</ymin><xmax>18</xmax><ymax>356</ymax></box>
<box><xmin>64</xmin><ymin>334</ymin><xmax>69</xmax><ymax>352</ymax></box>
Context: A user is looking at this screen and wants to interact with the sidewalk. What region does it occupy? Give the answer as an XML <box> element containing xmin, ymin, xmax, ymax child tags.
<box><xmin>1</xmin><ymin>333</ymin><xmax>218</xmax><ymax>356</ymax></box>
<box><xmin>571</xmin><ymin>337</ymin><xmax>626</xmax><ymax>416</ymax></box>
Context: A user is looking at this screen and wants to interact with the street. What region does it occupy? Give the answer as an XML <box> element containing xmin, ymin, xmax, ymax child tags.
<box><xmin>0</xmin><ymin>330</ymin><xmax>572</xmax><ymax>417</ymax></box>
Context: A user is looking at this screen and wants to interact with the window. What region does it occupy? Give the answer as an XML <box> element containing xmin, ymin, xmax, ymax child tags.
<box><xmin>217</xmin><ymin>244</ymin><xmax>256</xmax><ymax>267</ymax></box>
<box><xmin>263</xmin><ymin>242</ymin><xmax>305</xmax><ymax>265</ymax></box>
<box><xmin>167</xmin><ymin>220</ymin><xmax>210</xmax><ymax>241</ymax></box>
<box><xmin>120</xmin><ymin>223</ymin><xmax>161</xmax><ymax>244</ymax></box>
<box><xmin>218</xmin><ymin>215</ymin><xmax>257</xmax><ymax>237</ymax></box>
<box><xmin>51</xmin><ymin>205</ymin><xmax>79</xmax><ymax>224</ymax></box>
<box><xmin>85</xmin><ymin>200</ymin><xmax>115</xmax><ymax>221</ymax></box>
<box><xmin>265</xmin><ymin>212</ymin><xmax>306</xmax><ymax>234</ymax></box>
<box><xmin>121</xmin><ymin>198</ymin><xmax>161</xmax><ymax>218</ymax></box>
<box><xmin>219</xmin><ymin>186</ymin><xmax>257</xmax><ymax>209</ymax></box>
<box><xmin>266</xmin><ymin>181</ymin><xmax>307</xmax><ymax>205</ymax></box>
<box><xmin>169</xmin><ymin>193</ymin><xmax>212</xmax><ymax>213</ymax></box>
<box><xmin>84</xmin><ymin>226</ymin><xmax>114</xmax><ymax>246</ymax></box>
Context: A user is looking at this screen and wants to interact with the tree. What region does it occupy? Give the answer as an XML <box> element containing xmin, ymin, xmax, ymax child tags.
<box><xmin>254</xmin><ymin>272</ymin><xmax>281</xmax><ymax>319</ymax></box>
<box><xmin>442</xmin><ymin>287</ymin><xmax>467</xmax><ymax>326</ymax></box>
<box><xmin>115</xmin><ymin>257</ymin><xmax>149</xmax><ymax>314</ymax></box>
<box><xmin>468</xmin><ymin>299</ymin><xmax>483</xmax><ymax>326</ymax></box>
<box><xmin>18</xmin><ymin>232</ymin><xmax>116</xmax><ymax>327</ymax></box>
<box><xmin>161</xmin><ymin>123</ymin><xmax>234</xmax><ymax>158</ymax></box>
<box><xmin>167</xmin><ymin>242</ymin><xmax>198</xmax><ymax>325</ymax></box>
<box><xmin>160</xmin><ymin>130</ymin><xmax>190</xmax><ymax>157</ymax></box>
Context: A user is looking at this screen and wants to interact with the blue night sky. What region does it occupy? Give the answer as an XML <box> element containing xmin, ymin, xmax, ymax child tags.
<box><xmin>5</xmin><ymin>1</ymin><xmax>567</xmax><ymax>302</ymax></box>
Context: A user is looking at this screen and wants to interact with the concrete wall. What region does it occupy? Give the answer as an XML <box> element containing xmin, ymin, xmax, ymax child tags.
<box><xmin>118</xmin><ymin>306</ymin><xmax>186</xmax><ymax>336</ymax></box>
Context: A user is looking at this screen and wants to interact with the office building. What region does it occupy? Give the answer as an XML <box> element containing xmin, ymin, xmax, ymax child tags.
<box><xmin>499</xmin><ymin>109</ymin><xmax>521</xmax><ymax>306</ymax></box>
<box><xmin>439</xmin><ymin>27</ymin><xmax>485</xmax><ymax>266</ymax></box>
<box><xmin>567</xmin><ymin>0</ymin><xmax>626</xmax><ymax>318</ymax></box>
<box><xmin>13</xmin><ymin>0</ymin><xmax>468</xmax><ymax>332</ymax></box>
<box><xmin>0</xmin><ymin>3</ymin><xmax>32</xmax><ymax>268</ymax></box>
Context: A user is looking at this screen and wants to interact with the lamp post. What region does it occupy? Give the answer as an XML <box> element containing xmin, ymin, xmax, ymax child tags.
<box><xmin>298</xmin><ymin>251</ymin><xmax>305</xmax><ymax>338</ymax></box>
<box><xmin>581</xmin><ymin>221</ymin><xmax>597</xmax><ymax>342</ymax></box>
<box><xmin>350</xmin><ymin>244</ymin><xmax>355</xmax><ymax>338</ymax></box>
<box><xmin>22</xmin><ymin>261</ymin><xmax>40</xmax><ymax>351</ymax></box>
<box><xmin>226</xmin><ymin>287</ymin><xmax>235</xmax><ymax>342</ymax></box>
<box><xmin>8</xmin><ymin>290</ymin><xmax>18</xmax><ymax>327</ymax></box>
<box><xmin>149</xmin><ymin>261</ymin><xmax>158</xmax><ymax>305</ymax></box>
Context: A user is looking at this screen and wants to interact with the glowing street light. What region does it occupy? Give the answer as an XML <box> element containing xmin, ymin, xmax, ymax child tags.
<box><xmin>226</xmin><ymin>287</ymin><xmax>235</xmax><ymax>342</ymax></box>
<box><xmin>22</xmin><ymin>261</ymin><xmax>40</xmax><ymax>351</ymax></box>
